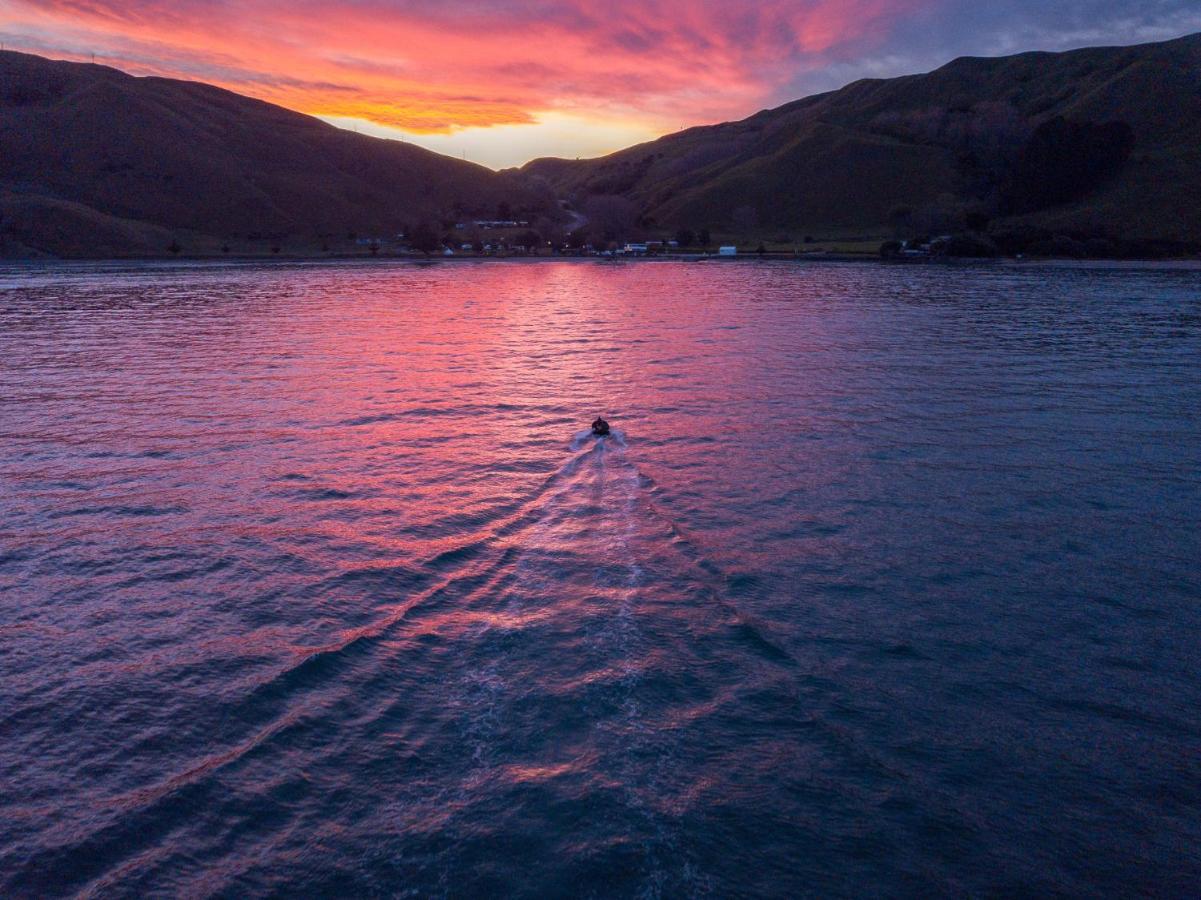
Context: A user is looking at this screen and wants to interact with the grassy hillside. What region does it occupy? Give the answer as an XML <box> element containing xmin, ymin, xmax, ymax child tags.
<box><xmin>521</xmin><ymin>33</ymin><xmax>1201</xmax><ymax>250</ymax></box>
<box><xmin>0</xmin><ymin>52</ymin><xmax>554</xmax><ymax>257</ymax></box>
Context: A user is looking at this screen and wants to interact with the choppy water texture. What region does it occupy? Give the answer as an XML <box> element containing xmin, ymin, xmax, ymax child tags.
<box><xmin>2</xmin><ymin>259</ymin><xmax>1200</xmax><ymax>896</ymax></box>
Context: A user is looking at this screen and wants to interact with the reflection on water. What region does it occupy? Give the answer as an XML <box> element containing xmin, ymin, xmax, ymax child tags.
<box><xmin>1</xmin><ymin>260</ymin><xmax>1199</xmax><ymax>896</ymax></box>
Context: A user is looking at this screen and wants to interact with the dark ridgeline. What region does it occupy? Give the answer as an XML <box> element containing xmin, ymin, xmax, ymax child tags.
<box><xmin>521</xmin><ymin>33</ymin><xmax>1201</xmax><ymax>257</ymax></box>
<box><xmin>0</xmin><ymin>51</ymin><xmax>555</xmax><ymax>257</ymax></box>
<box><xmin>3</xmin><ymin>33</ymin><xmax>1201</xmax><ymax>258</ymax></box>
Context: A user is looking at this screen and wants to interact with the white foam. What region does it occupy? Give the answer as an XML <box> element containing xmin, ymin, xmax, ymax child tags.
<box><xmin>568</xmin><ymin>427</ymin><xmax>629</xmax><ymax>451</ymax></box>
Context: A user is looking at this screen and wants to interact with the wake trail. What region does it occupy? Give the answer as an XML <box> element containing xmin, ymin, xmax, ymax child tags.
<box><xmin>236</xmin><ymin>432</ymin><xmax>641</xmax><ymax>707</ymax></box>
<box><xmin>206</xmin><ymin>425</ymin><xmax>811</xmax><ymax>768</ymax></box>
<box><xmin>182</xmin><ymin>430</ymin><xmax>802</xmax><ymax>810</ymax></box>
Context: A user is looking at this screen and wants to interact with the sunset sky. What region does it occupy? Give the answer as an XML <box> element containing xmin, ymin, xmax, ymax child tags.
<box><xmin>4</xmin><ymin>0</ymin><xmax>1200</xmax><ymax>168</ymax></box>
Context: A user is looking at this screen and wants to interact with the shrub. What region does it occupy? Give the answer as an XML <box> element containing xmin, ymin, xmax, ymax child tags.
<box><xmin>938</xmin><ymin>233</ymin><xmax>1000</xmax><ymax>258</ymax></box>
<box><xmin>1084</xmin><ymin>238</ymin><xmax>1117</xmax><ymax>259</ymax></box>
<box><xmin>1028</xmin><ymin>235</ymin><xmax>1086</xmax><ymax>258</ymax></box>
<box><xmin>408</xmin><ymin>222</ymin><xmax>440</xmax><ymax>254</ymax></box>
<box><xmin>990</xmin><ymin>225</ymin><xmax>1050</xmax><ymax>256</ymax></box>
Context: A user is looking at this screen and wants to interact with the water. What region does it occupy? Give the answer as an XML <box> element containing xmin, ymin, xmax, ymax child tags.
<box><xmin>1</xmin><ymin>259</ymin><xmax>1199</xmax><ymax>896</ymax></box>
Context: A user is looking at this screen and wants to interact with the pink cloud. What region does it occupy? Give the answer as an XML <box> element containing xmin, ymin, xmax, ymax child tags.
<box><xmin>1</xmin><ymin>0</ymin><xmax>925</xmax><ymax>133</ymax></box>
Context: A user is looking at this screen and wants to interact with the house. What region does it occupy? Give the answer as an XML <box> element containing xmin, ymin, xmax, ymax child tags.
<box><xmin>718</xmin><ymin>246</ymin><xmax>737</xmax><ymax>256</ymax></box>
<box><xmin>623</xmin><ymin>242</ymin><xmax>648</xmax><ymax>255</ymax></box>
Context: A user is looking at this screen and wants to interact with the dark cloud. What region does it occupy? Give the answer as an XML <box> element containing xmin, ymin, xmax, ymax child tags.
<box><xmin>775</xmin><ymin>0</ymin><xmax>1201</xmax><ymax>100</ymax></box>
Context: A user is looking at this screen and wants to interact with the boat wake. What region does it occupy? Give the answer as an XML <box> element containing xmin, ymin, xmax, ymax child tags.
<box><xmin>569</xmin><ymin>426</ymin><xmax>628</xmax><ymax>451</ymax></box>
<box><xmin>53</xmin><ymin>428</ymin><xmax>812</xmax><ymax>896</ymax></box>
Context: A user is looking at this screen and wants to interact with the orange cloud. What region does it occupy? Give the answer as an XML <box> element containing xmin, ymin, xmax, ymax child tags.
<box><xmin>1</xmin><ymin>0</ymin><xmax>923</xmax><ymax>138</ymax></box>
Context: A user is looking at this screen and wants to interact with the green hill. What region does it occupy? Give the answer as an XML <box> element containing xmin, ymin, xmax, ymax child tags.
<box><xmin>0</xmin><ymin>51</ymin><xmax>554</xmax><ymax>257</ymax></box>
<box><xmin>521</xmin><ymin>33</ymin><xmax>1201</xmax><ymax>252</ymax></box>
<box><xmin>6</xmin><ymin>34</ymin><xmax>1199</xmax><ymax>259</ymax></box>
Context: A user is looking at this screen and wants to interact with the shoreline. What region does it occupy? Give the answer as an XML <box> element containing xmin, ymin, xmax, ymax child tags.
<box><xmin>4</xmin><ymin>253</ymin><xmax>1200</xmax><ymax>268</ymax></box>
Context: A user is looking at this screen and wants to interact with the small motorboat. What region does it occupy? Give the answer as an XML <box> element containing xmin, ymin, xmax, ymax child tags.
<box><xmin>591</xmin><ymin>417</ymin><xmax>611</xmax><ymax>436</ymax></box>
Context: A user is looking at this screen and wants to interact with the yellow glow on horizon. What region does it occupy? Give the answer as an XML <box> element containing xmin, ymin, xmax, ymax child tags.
<box><xmin>3</xmin><ymin>0</ymin><xmax>932</xmax><ymax>167</ymax></box>
<box><xmin>317</xmin><ymin>112</ymin><xmax>664</xmax><ymax>170</ymax></box>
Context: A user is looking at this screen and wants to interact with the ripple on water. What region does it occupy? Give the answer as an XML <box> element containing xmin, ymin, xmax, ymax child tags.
<box><xmin>1</xmin><ymin>260</ymin><xmax>1199</xmax><ymax>896</ymax></box>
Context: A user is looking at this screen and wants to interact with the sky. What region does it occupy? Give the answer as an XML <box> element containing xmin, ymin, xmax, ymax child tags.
<box><xmin>3</xmin><ymin>0</ymin><xmax>1201</xmax><ymax>168</ymax></box>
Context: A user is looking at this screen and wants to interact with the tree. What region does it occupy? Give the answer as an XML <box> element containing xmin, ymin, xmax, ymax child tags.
<box><xmin>409</xmin><ymin>221</ymin><xmax>440</xmax><ymax>255</ymax></box>
<box><xmin>583</xmin><ymin>195</ymin><xmax>637</xmax><ymax>242</ymax></box>
<box><xmin>496</xmin><ymin>201</ymin><xmax>512</xmax><ymax>221</ymax></box>
<box><xmin>167</xmin><ymin>239</ymin><xmax>181</xmax><ymax>255</ymax></box>
<box><xmin>1028</xmin><ymin>234</ymin><xmax>1086</xmax><ymax>258</ymax></box>
<box><xmin>516</xmin><ymin>229</ymin><xmax>542</xmax><ymax>251</ymax></box>
<box><xmin>675</xmin><ymin>228</ymin><xmax>695</xmax><ymax>248</ymax></box>
<box><xmin>698</xmin><ymin>228</ymin><xmax>711</xmax><ymax>247</ymax></box>
<box><xmin>937</xmin><ymin>234</ymin><xmax>999</xmax><ymax>258</ymax></box>
<box><xmin>522</xmin><ymin>213</ymin><xmax>559</xmax><ymax>246</ymax></box>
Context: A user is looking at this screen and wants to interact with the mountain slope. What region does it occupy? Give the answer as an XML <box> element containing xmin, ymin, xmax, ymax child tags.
<box><xmin>521</xmin><ymin>33</ymin><xmax>1201</xmax><ymax>247</ymax></box>
<box><xmin>0</xmin><ymin>51</ymin><xmax>552</xmax><ymax>256</ymax></box>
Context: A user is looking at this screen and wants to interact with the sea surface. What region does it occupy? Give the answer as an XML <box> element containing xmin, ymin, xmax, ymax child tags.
<box><xmin>1</xmin><ymin>259</ymin><xmax>1199</xmax><ymax>897</ymax></box>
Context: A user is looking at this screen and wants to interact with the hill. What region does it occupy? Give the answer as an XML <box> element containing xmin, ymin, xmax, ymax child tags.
<box><xmin>521</xmin><ymin>33</ymin><xmax>1201</xmax><ymax>253</ymax></box>
<box><xmin>0</xmin><ymin>51</ymin><xmax>554</xmax><ymax>257</ymax></box>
